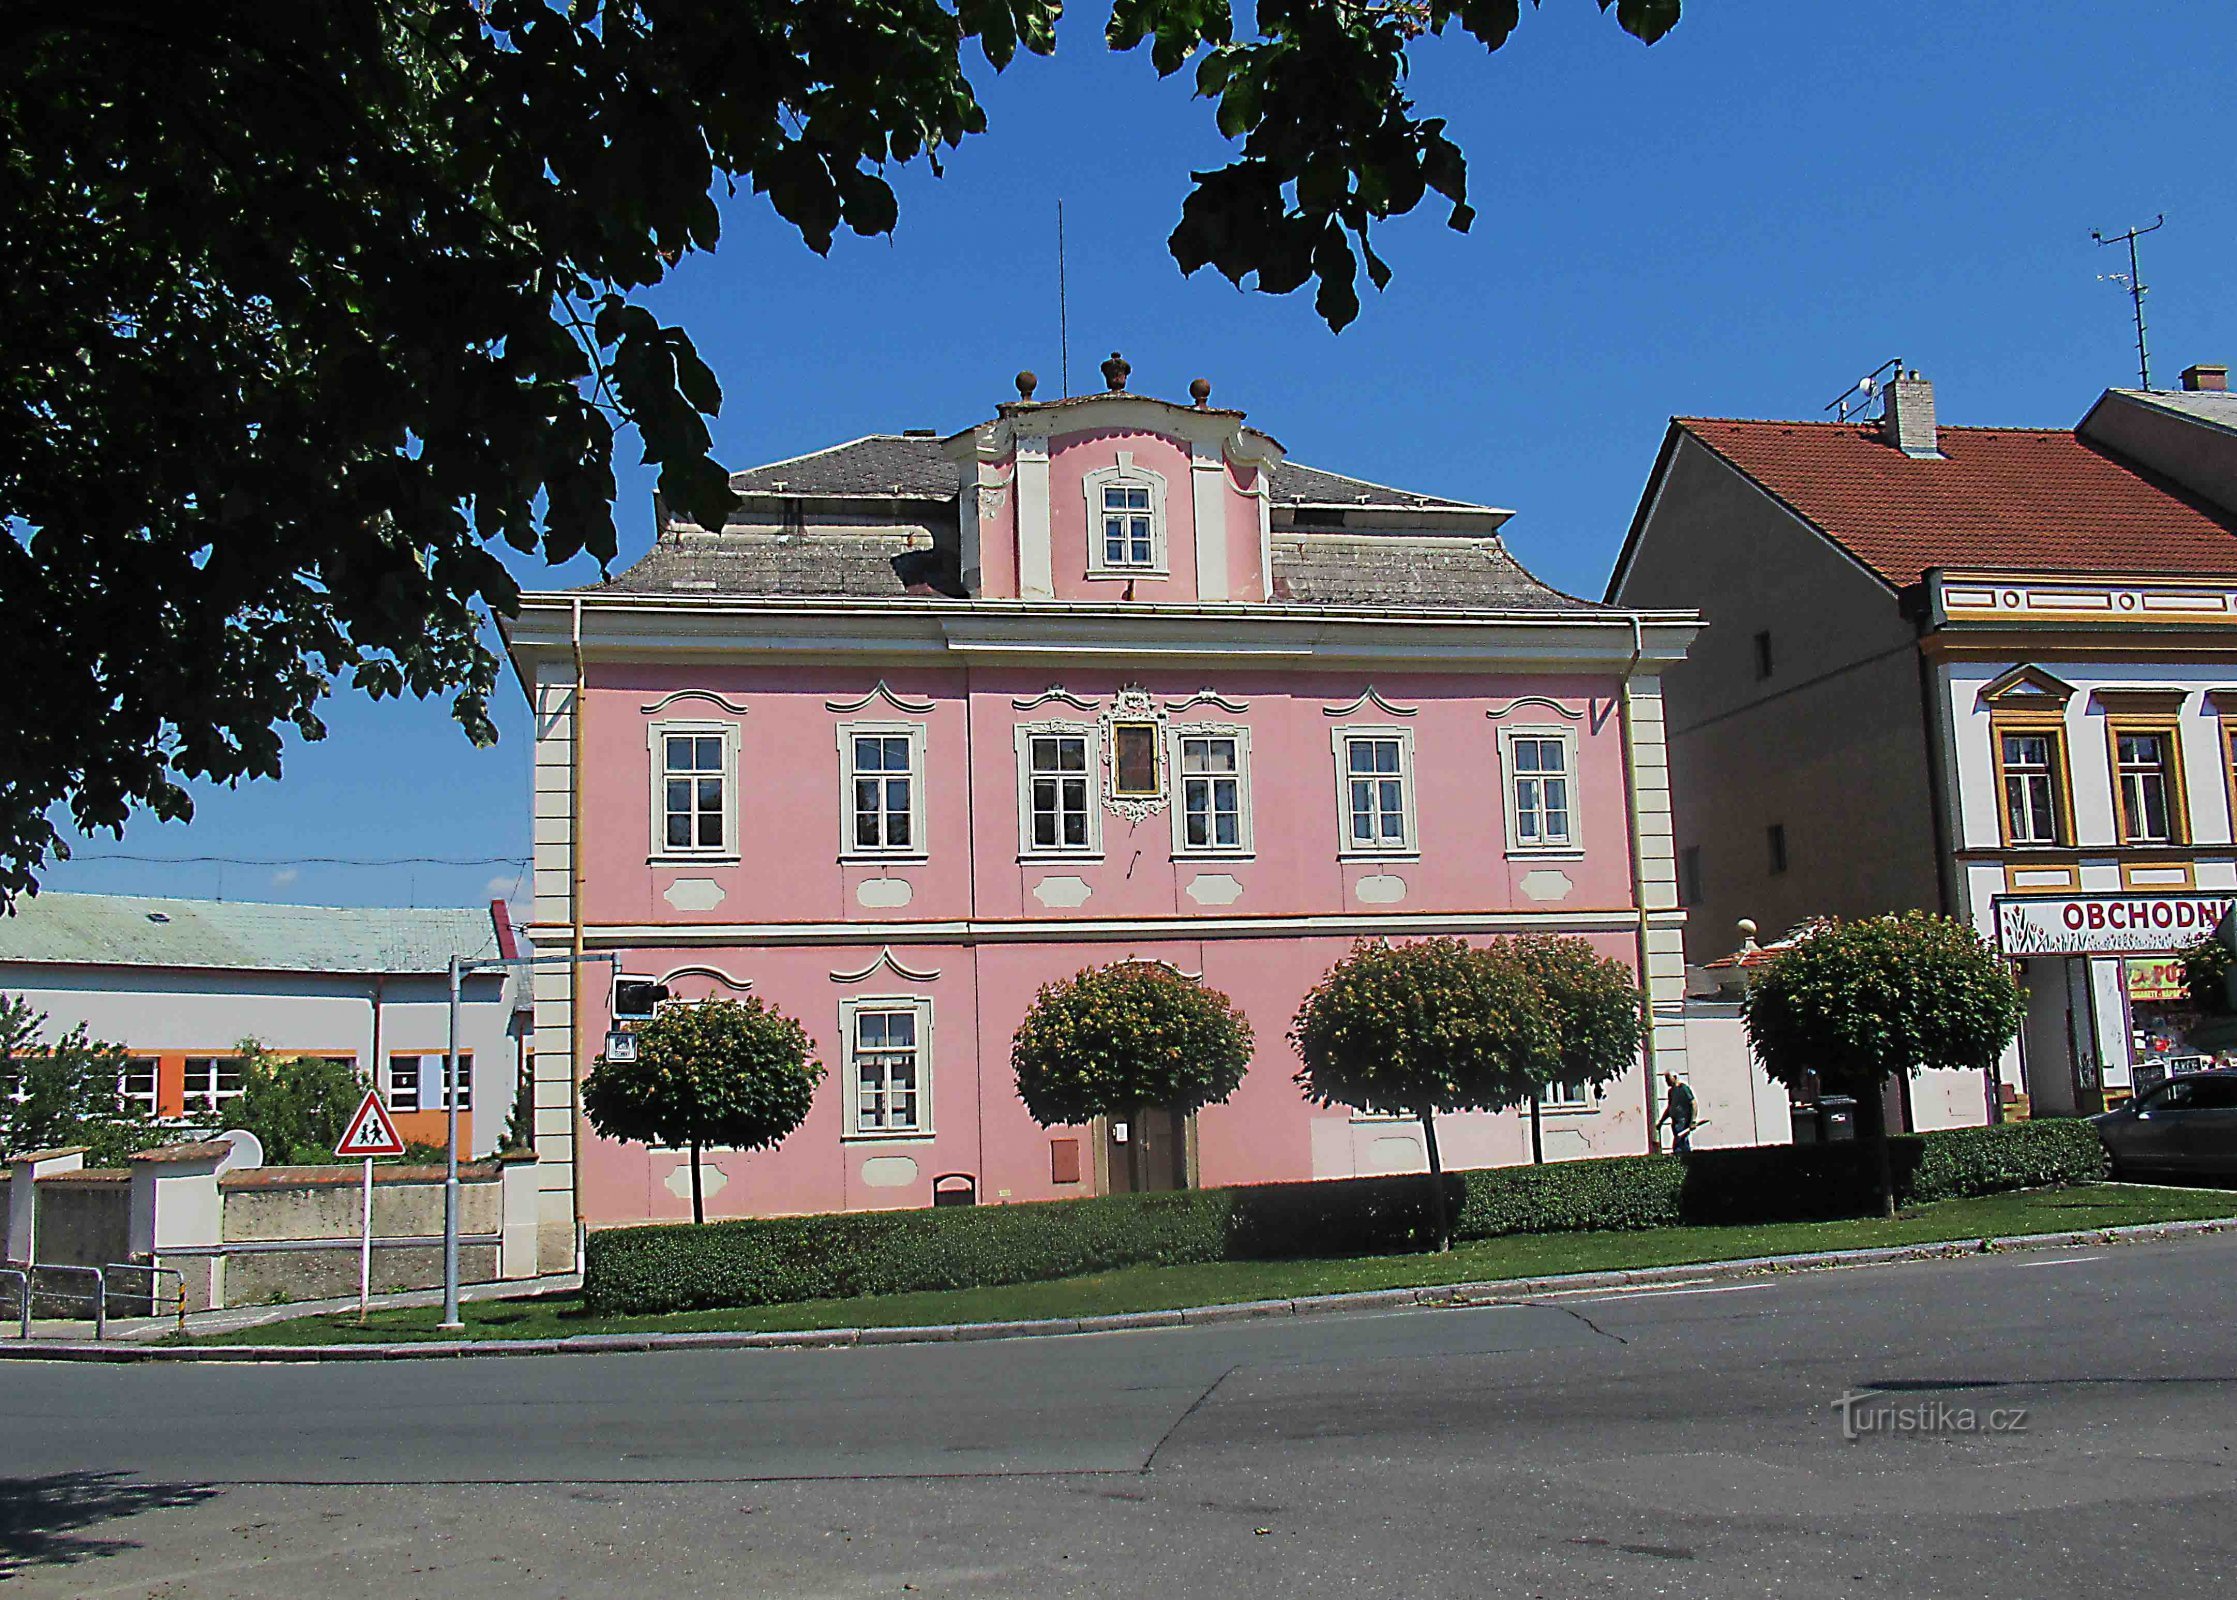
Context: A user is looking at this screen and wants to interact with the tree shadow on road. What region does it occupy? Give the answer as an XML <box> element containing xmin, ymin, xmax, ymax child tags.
<box><xmin>0</xmin><ymin>1471</ymin><xmax>219</xmax><ymax>1580</ymax></box>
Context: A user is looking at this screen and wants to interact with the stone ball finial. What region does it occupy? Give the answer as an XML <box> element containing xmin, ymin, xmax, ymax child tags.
<box><xmin>1736</xmin><ymin>918</ymin><xmax>1758</xmax><ymax>941</ymax></box>
<box><xmin>1101</xmin><ymin>351</ymin><xmax>1131</xmax><ymax>392</ymax></box>
<box><xmin>1015</xmin><ymin>369</ymin><xmax>1038</xmax><ymax>400</ymax></box>
<box><xmin>1189</xmin><ymin>377</ymin><xmax>1212</xmax><ymax>407</ymax></box>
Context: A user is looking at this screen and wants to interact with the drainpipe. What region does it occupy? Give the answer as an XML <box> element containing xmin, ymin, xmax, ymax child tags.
<box><xmin>570</xmin><ymin>597</ymin><xmax>589</xmax><ymax>1268</ymax></box>
<box><xmin>1619</xmin><ymin>613</ymin><xmax>1666</xmax><ymax>1152</ymax></box>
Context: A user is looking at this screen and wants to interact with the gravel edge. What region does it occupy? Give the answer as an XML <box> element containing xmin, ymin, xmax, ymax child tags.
<box><xmin>6</xmin><ymin>1215</ymin><xmax>2229</xmax><ymax>1363</ymax></box>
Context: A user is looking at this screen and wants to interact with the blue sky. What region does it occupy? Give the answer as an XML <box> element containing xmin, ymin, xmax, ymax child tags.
<box><xmin>43</xmin><ymin>0</ymin><xmax>2237</xmax><ymax>910</ymax></box>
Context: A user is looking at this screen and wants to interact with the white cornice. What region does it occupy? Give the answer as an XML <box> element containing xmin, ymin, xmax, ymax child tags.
<box><xmin>824</xmin><ymin>680</ymin><xmax>936</xmax><ymax>715</ymax></box>
<box><xmin>829</xmin><ymin>946</ymin><xmax>943</xmax><ymax>984</ymax></box>
<box><xmin>545</xmin><ymin>907</ymin><xmax>1688</xmax><ymax>949</ymax></box>
<box><xmin>510</xmin><ymin>595</ymin><xmax>1699</xmax><ymax>676</ymax></box>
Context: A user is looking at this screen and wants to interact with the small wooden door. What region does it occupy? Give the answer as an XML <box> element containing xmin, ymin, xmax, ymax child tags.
<box><xmin>1104</xmin><ymin>1107</ymin><xmax>1190</xmax><ymax>1194</ymax></box>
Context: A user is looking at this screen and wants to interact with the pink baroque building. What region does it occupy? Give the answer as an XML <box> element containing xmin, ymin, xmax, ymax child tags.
<box><xmin>503</xmin><ymin>362</ymin><xmax>1701</xmax><ymax>1261</ymax></box>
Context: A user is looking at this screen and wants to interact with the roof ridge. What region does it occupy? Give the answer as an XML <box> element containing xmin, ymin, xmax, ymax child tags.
<box><xmin>1676</xmin><ymin>416</ymin><xmax>2071</xmax><ymax>437</ymax></box>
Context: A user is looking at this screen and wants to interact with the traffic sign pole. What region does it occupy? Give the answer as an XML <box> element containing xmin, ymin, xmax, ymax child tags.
<box><xmin>442</xmin><ymin>953</ymin><xmax>463</xmax><ymax>1331</ymax></box>
<box><xmin>358</xmin><ymin>1156</ymin><xmax>374</xmax><ymax>1323</ymax></box>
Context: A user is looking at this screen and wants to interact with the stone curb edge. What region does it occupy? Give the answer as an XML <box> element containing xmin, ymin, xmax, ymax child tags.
<box><xmin>5</xmin><ymin>1215</ymin><xmax>2229</xmax><ymax>1363</ymax></box>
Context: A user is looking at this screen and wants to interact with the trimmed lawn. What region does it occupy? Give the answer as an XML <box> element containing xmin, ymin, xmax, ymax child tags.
<box><xmin>201</xmin><ymin>1182</ymin><xmax>2234</xmax><ymax>1347</ymax></box>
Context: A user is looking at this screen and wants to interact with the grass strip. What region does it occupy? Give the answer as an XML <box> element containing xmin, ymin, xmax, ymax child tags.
<box><xmin>199</xmin><ymin>1182</ymin><xmax>2233</xmax><ymax>1347</ymax></box>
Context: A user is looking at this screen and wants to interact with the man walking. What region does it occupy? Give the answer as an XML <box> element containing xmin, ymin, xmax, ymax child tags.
<box><xmin>1658</xmin><ymin>1072</ymin><xmax>1698</xmax><ymax>1154</ymax></box>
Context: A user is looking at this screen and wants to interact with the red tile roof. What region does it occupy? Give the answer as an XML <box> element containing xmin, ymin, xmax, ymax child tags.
<box><xmin>1676</xmin><ymin>419</ymin><xmax>2237</xmax><ymax>589</ymax></box>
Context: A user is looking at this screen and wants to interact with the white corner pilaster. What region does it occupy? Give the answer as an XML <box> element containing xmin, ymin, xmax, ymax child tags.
<box><xmin>1190</xmin><ymin>439</ymin><xmax>1229</xmax><ymax>601</ymax></box>
<box><xmin>1016</xmin><ymin>433</ymin><xmax>1053</xmax><ymax>599</ymax></box>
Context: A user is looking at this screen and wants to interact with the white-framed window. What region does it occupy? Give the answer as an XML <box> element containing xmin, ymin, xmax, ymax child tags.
<box><xmin>1016</xmin><ymin>723</ymin><xmax>1103</xmax><ymax>857</ymax></box>
<box><xmin>389</xmin><ymin>1053</ymin><xmax>471</xmax><ymax>1114</ymax></box>
<box><xmin>1501</xmin><ymin>726</ymin><xmax>1580</xmax><ymax>853</ymax></box>
<box><xmin>837</xmin><ymin>721</ymin><xmax>927</xmax><ymax>858</ymax></box>
<box><xmin>1170</xmin><ymin>726</ymin><xmax>1253</xmax><ymax>856</ymax></box>
<box><xmin>1331</xmin><ymin>726</ymin><xmax>1418</xmax><ymax>856</ymax></box>
<box><xmin>181</xmin><ymin>1056</ymin><xmax>244</xmax><ymax>1115</ymax></box>
<box><xmin>840</xmin><ymin>995</ymin><xmax>934</xmax><ymax>1139</ymax></box>
<box><xmin>647</xmin><ymin>720</ymin><xmax>740</xmax><ymax>861</ymax></box>
<box><xmin>117</xmin><ymin>1057</ymin><xmax>158</xmax><ymax>1114</ymax></box>
<box><xmin>1080</xmin><ymin>457</ymin><xmax>1169</xmax><ymax>577</ymax></box>
<box><xmin>1537</xmin><ymin>1077</ymin><xmax>1594</xmax><ymax>1112</ymax></box>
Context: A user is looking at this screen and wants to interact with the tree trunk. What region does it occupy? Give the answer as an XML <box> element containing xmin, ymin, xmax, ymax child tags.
<box><xmin>690</xmin><ymin>1138</ymin><xmax>705</xmax><ymax>1224</ymax></box>
<box><xmin>1859</xmin><ymin>1082</ymin><xmax>1895</xmax><ymax>1219</ymax></box>
<box><xmin>1529</xmin><ymin>1094</ymin><xmax>1544</xmax><ymax>1165</ymax></box>
<box><xmin>1420</xmin><ymin>1109</ymin><xmax>1450</xmax><ymax>1253</ymax></box>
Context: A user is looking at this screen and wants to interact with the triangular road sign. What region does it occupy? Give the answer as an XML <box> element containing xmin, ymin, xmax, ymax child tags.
<box><xmin>336</xmin><ymin>1091</ymin><xmax>407</xmax><ymax>1158</ymax></box>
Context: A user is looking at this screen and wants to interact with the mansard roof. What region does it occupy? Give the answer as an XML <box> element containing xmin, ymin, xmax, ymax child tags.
<box><xmin>595</xmin><ymin>430</ymin><xmax>1602</xmax><ymax>613</ymax></box>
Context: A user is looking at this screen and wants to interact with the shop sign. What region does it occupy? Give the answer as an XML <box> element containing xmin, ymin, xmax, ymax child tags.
<box><xmin>1994</xmin><ymin>893</ymin><xmax>2234</xmax><ymax>956</ymax></box>
<box><xmin>2125</xmin><ymin>956</ymin><xmax>2188</xmax><ymax>1002</ymax></box>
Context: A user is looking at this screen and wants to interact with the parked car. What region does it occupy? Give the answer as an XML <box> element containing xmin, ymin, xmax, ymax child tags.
<box><xmin>2091</xmin><ymin>1071</ymin><xmax>2237</xmax><ymax>1181</ymax></box>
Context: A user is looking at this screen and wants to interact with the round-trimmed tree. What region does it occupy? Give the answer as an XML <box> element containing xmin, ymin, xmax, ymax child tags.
<box><xmin>1742</xmin><ymin>912</ymin><xmax>2024</xmax><ymax>1217</ymax></box>
<box><xmin>1508</xmin><ymin>935</ymin><xmax>1647</xmax><ymax>1161</ymax></box>
<box><xmin>1011</xmin><ymin>962</ymin><xmax>1252</xmax><ymax>1190</ymax></box>
<box><xmin>1291</xmin><ymin>937</ymin><xmax>1560</xmax><ymax>1250</ymax></box>
<box><xmin>583</xmin><ymin>996</ymin><xmax>823</xmax><ymax>1222</ymax></box>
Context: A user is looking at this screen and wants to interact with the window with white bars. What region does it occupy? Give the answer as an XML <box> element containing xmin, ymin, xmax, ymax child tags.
<box><xmin>842</xmin><ymin>997</ymin><xmax>933</xmax><ymax>1138</ymax></box>
<box><xmin>1019</xmin><ymin>727</ymin><xmax>1099</xmax><ymax>855</ymax></box>
<box><xmin>1999</xmin><ymin>729</ymin><xmax>2064</xmax><ymax>845</ymax></box>
<box><xmin>1537</xmin><ymin>1077</ymin><xmax>1594</xmax><ymax>1111</ymax></box>
<box><xmin>1081</xmin><ymin>459</ymin><xmax>1168</xmax><ymax>578</ymax></box>
<box><xmin>1502</xmin><ymin>726</ymin><xmax>1579</xmax><ymax>853</ymax></box>
<box><xmin>648</xmin><ymin>721</ymin><xmax>739</xmax><ymax>860</ymax></box>
<box><xmin>181</xmin><ymin>1056</ymin><xmax>244</xmax><ymax>1115</ymax></box>
<box><xmin>839</xmin><ymin>723</ymin><xmax>926</xmax><ymax>857</ymax></box>
<box><xmin>2115</xmin><ymin>727</ymin><xmax>2180</xmax><ymax>844</ymax></box>
<box><xmin>1174</xmin><ymin>730</ymin><xmax>1251</xmax><ymax>855</ymax></box>
<box><xmin>1334</xmin><ymin>728</ymin><xmax>1416</xmax><ymax>855</ymax></box>
<box><xmin>389</xmin><ymin>1054</ymin><xmax>471</xmax><ymax>1113</ymax></box>
<box><xmin>118</xmin><ymin>1057</ymin><xmax>158</xmax><ymax>1114</ymax></box>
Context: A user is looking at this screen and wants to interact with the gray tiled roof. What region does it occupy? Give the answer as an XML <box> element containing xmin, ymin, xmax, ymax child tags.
<box><xmin>717</xmin><ymin>434</ymin><xmax>1481</xmax><ymax>511</ymax></box>
<box><xmin>2120</xmin><ymin>388</ymin><xmax>2237</xmax><ymax>435</ymax></box>
<box><xmin>0</xmin><ymin>894</ymin><xmax>503</xmax><ymax>975</ymax></box>
<box><xmin>1271</xmin><ymin>537</ymin><xmax>1603</xmax><ymax>610</ymax></box>
<box><xmin>601</xmin><ymin>428</ymin><xmax>1595</xmax><ymax>611</ymax></box>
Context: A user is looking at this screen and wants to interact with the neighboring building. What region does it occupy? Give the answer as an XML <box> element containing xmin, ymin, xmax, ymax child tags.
<box><xmin>1609</xmin><ymin>365</ymin><xmax>2237</xmax><ymax>1128</ymax></box>
<box><xmin>504</xmin><ymin>360</ymin><xmax>1702</xmax><ymax>1255</ymax></box>
<box><xmin>0</xmin><ymin>894</ymin><xmax>526</xmax><ymax>1155</ymax></box>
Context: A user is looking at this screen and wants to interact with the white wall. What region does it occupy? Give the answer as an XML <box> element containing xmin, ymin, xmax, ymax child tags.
<box><xmin>0</xmin><ymin>963</ymin><xmax>518</xmax><ymax>1156</ymax></box>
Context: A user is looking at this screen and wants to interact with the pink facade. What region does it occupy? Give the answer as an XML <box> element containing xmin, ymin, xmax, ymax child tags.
<box><xmin>508</xmin><ymin>369</ymin><xmax>1699</xmax><ymax>1246</ymax></box>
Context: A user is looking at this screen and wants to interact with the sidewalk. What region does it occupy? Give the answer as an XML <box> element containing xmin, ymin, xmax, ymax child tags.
<box><xmin>10</xmin><ymin>1271</ymin><xmax>583</xmax><ymax>1344</ymax></box>
<box><xmin>3</xmin><ymin>1215</ymin><xmax>2227</xmax><ymax>1364</ymax></box>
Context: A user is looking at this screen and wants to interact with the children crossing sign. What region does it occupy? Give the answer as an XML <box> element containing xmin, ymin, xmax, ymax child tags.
<box><xmin>336</xmin><ymin>1091</ymin><xmax>406</xmax><ymax>1159</ymax></box>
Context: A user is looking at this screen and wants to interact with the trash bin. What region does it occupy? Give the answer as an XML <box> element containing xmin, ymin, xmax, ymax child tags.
<box><xmin>1819</xmin><ymin>1095</ymin><xmax>1858</xmax><ymax>1142</ymax></box>
<box><xmin>1790</xmin><ymin>1101</ymin><xmax>1822</xmax><ymax>1144</ymax></box>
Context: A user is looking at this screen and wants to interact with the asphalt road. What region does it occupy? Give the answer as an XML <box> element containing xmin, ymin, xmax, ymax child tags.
<box><xmin>6</xmin><ymin>1234</ymin><xmax>2237</xmax><ymax>1598</ymax></box>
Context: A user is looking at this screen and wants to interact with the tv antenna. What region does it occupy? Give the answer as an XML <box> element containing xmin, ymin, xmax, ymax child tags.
<box><xmin>2092</xmin><ymin>214</ymin><xmax>2164</xmax><ymax>390</ymax></box>
<box><xmin>1824</xmin><ymin>357</ymin><xmax>1904</xmax><ymax>423</ymax></box>
<box><xmin>1057</xmin><ymin>199</ymin><xmax>1071</xmax><ymax>398</ymax></box>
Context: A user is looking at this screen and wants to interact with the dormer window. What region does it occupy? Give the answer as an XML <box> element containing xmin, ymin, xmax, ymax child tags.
<box><xmin>1103</xmin><ymin>484</ymin><xmax>1155</xmax><ymax>567</ymax></box>
<box><xmin>1081</xmin><ymin>456</ymin><xmax>1168</xmax><ymax>579</ymax></box>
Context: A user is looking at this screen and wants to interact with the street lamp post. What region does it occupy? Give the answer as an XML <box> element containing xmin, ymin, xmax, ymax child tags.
<box><xmin>437</xmin><ymin>948</ymin><xmax>621</xmax><ymax>1335</ymax></box>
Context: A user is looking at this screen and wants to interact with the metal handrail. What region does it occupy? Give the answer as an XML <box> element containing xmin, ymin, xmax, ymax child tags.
<box><xmin>0</xmin><ymin>1268</ymin><xmax>26</xmax><ymax>1339</ymax></box>
<box><xmin>31</xmin><ymin>1264</ymin><xmax>105</xmax><ymax>1339</ymax></box>
<box><xmin>105</xmin><ymin>1261</ymin><xmax>187</xmax><ymax>1336</ymax></box>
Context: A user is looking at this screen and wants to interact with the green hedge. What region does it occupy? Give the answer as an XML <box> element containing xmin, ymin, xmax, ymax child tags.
<box><xmin>583</xmin><ymin>1118</ymin><xmax>2107</xmax><ymax>1316</ymax></box>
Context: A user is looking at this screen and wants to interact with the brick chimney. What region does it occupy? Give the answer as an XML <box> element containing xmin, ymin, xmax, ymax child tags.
<box><xmin>2181</xmin><ymin>363</ymin><xmax>2229</xmax><ymax>393</ymax></box>
<box><xmin>1881</xmin><ymin>369</ymin><xmax>1942</xmax><ymax>458</ymax></box>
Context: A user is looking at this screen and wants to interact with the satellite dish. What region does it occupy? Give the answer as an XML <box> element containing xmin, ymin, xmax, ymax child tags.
<box><xmin>215</xmin><ymin>1129</ymin><xmax>264</xmax><ymax>1172</ymax></box>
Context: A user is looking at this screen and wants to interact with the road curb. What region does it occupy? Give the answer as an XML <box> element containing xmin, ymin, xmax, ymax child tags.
<box><xmin>5</xmin><ymin>1214</ymin><xmax>2230</xmax><ymax>1363</ymax></box>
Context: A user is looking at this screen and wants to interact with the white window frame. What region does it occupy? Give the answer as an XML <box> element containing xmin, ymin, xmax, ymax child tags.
<box><xmin>181</xmin><ymin>1056</ymin><xmax>244</xmax><ymax>1116</ymax></box>
<box><xmin>1080</xmin><ymin>455</ymin><xmax>1170</xmax><ymax>578</ymax></box>
<box><xmin>836</xmin><ymin>720</ymin><xmax>929</xmax><ymax>861</ymax></box>
<box><xmin>1331</xmin><ymin>725</ymin><xmax>1419</xmax><ymax>858</ymax></box>
<box><xmin>390</xmin><ymin>1053</ymin><xmax>471</xmax><ymax>1113</ymax></box>
<box><xmin>117</xmin><ymin>1057</ymin><xmax>159</xmax><ymax>1114</ymax></box>
<box><xmin>647</xmin><ymin>719</ymin><xmax>742</xmax><ymax>864</ymax></box>
<box><xmin>839</xmin><ymin>995</ymin><xmax>935</xmax><ymax>1141</ymax></box>
<box><xmin>1015</xmin><ymin>721</ymin><xmax>1104</xmax><ymax>859</ymax></box>
<box><xmin>1168</xmin><ymin>724</ymin><xmax>1255</xmax><ymax>857</ymax></box>
<box><xmin>1500</xmin><ymin>724</ymin><xmax>1582</xmax><ymax>856</ymax></box>
<box><xmin>1537</xmin><ymin>1077</ymin><xmax>1595</xmax><ymax>1112</ymax></box>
